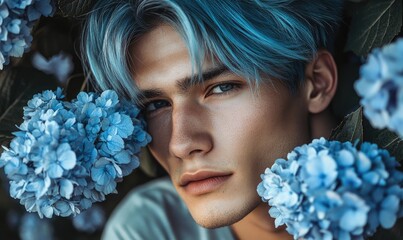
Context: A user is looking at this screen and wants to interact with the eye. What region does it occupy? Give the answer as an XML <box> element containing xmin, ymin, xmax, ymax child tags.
<box><xmin>144</xmin><ymin>100</ymin><xmax>170</xmax><ymax>112</ymax></box>
<box><xmin>210</xmin><ymin>83</ymin><xmax>238</xmax><ymax>94</ymax></box>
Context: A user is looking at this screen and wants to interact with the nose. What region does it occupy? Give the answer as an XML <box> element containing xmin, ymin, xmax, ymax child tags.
<box><xmin>169</xmin><ymin>102</ymin><xmax>213</xmax><ymax>160</ymax></box>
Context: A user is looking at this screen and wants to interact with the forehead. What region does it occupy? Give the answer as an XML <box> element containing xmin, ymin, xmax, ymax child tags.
<box><xmin>131</xmin><ymin>25</ymin><xmax>186</xmax><ymax>68</ymax></box>
<box><xmin>130</xmin><ymin>25</ymin><xmax>195</xmax><ymax>88</ymax></box>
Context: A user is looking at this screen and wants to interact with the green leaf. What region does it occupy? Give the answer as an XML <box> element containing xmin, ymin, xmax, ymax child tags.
<box><xmin>330</xmin><ymin>107</ymin><xmax>403</xmax><ymax>163</ymax></box>
<box><xmin>362</xmin><ymin>117</ymin><xmax>403</xmax><ymax>164</ymax></box>
<box><xmin>329</xmin><ymin>107</ymin><xmax>363</xmax><ymax>143</ymax></box>
<box><xmin>56</xmin><ymin>0</ymin><xmax>96</xmax><ymax>18</ymax></box>
<box><xmin>345</xmin><ymin>0</ymin><xmax>403</xmax><ymax>56</ymax></box>
<box><xmin>330</xmin><ymin>107</ymin><xmax>403</xmax><ymax>165</ymax></box>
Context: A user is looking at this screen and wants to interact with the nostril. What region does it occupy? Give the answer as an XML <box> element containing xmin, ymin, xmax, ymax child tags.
<box><xmin>188</xmin><ymin>149</ymin><xmax>203</xmax><ymax>156</ymax></box>
<box><xmin>169</xmin><ymin>133</ymin><xmax>213</xmax><ymax>160</ymax></box>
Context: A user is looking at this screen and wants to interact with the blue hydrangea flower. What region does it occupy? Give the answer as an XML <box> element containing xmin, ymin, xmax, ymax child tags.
<box><xmin>338</xmin><ymin>192</ymin><xmax>369</xmax><ymax>233</ymax></box>
<box><xmin>26</xmin><ymin>0</ymin><xmax>53</xmax><ymax>21</ymax></box>
<box><xmin>72</xmin><ymin>205</ymin><xmax>105</xmax><ymax>233</ymax></box>
<box><xmin>0</xmin><ymin>0</ymin><xmax>53</xmax><ymax>69</ymax></box>
<box><xmin>301</xmin><ymin>147</ymin><xmax>338</xmax><ymax>191</ymax></box>
<box><xmin>19</xmin><ymin>213</ymin><xmax>54</xmax><ymax>240</ymax></box>
<box><xmin>0</xmin><ymin>88</ymin><xmax>151</xmax><ymax>218</ymax></box>
<box><xmin>258</xmin><ymin>138</ymin><xmax>403</xmax><ymax>240</ymax></box>
<box><xmin>6</xmin><ymin>0</ymin><xmax>33</xmax><ymax>10</ymax></box>
<box><xmin>355</xmin><ymin>38</ymin><xmax>403</xmax><ymax>137</ymax></box>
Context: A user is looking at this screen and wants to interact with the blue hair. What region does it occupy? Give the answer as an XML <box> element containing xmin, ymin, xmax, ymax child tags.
<box><xmin>82</xmin><ymin>0</ymin><xmax>343</xmax><ymax>101</ymax></box>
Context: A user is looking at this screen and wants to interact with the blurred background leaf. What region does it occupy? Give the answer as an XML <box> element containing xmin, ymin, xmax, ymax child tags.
<box><xmin>345</xmin><ymin>0</ymin><xmax>403</xmax><ymax>56</ymax></box>
<box><xmin>0</xmin><ymin>67</ymin><xmax>59</xmax><ymax>137</ymax></box>
<box><xmin>56</xmin><ymin>0</ymin><xmax>96</xmax><ymax>18</ymax></box>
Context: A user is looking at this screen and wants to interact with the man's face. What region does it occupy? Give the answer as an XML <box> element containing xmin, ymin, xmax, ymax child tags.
<box><xmin>131</xmin><ymin>25</ymin><xmax>311</xmax><ymax>228</ymax></box>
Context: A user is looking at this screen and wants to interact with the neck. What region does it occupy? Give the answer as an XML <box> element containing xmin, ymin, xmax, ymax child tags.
<box><xmin>310</xmin><ymin>108</ymin><xmax>338</xmax><ymax>139</ymax></box>
<box><xmin>230</xmin><ymin>203</ymin><xmax>293</xmax><ymax>240</ymax></box>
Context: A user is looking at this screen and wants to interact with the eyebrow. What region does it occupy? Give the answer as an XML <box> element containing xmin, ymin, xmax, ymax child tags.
<box><xmin>138</xmin><ymin>65</ymin><xmax>229</xmax><ymax>101</ymax></box>
<box><xmin>177</xmin><ymin>65</ymin><xmax>229</xmax><ymax>91</ymax></box>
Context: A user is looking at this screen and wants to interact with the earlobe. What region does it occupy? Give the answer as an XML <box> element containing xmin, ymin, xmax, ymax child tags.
<box><xmin>304</xmin><ymin>50</ymin><xmax>338</xmax><ymax>114</ymax></box>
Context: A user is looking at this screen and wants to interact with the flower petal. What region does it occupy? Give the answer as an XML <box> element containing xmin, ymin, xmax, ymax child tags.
<box><xmin>48</xmin><ymin>163</ymin><xmax>63</xmax><ymax>178</ymax></box>
<box><xmin>114</xmin><ymin>150</ymin><xmax>131</xmax><ymax>164</ymax></box>
<box><xmin>59</xmin><ymin>150</ymin><xmax>76</xmax><ymax>170</ymax></box>
<box><xmin>60</xmin><ymin>179</ymin><xmax>74</xmax><ymax>199</ymax></box>
<box><xmin>379</xmin><ymin>209</ymin><xmax>397</xmax><ymax>229</ymax></box>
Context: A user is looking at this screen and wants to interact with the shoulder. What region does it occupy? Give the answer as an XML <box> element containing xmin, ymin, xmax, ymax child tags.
<box><xmin>102</xmin><ymin>177</ymin><xmax>181</xmax><ymax>239</ymax></box>
<box><xmin>118</xmin><ymin>176</ymin><xmax>182</xmax><ymax>210</ymax></box>
<box><xmin>102</xmin><ymin>177</ymin><xmax>234</xmax><ymax>240</ymax></box>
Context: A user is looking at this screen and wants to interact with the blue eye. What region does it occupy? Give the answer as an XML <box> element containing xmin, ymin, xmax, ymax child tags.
<box><xmin>210</xmin><ymin>83</ymin><xmax>237</xmax><ymax>94</ymax></box>
<box><xmin>145</xmin><ymin>100</ymin><xmax>170</xmax><ymax>112</ymax></box>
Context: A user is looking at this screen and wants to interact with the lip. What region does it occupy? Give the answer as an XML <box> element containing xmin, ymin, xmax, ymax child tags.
<box><xmin>179</xmin><ymin>171</ymin><xmax>232</xmax><ymax>195</ymax></box>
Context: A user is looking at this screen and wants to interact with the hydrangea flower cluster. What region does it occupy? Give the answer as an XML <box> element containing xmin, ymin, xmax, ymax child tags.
<box><xmin>0</xmin><ymin>0</ymin><xmax>54</xmax><ymax>69</ymax></box>
<box><xmin>257</xmin><ymin>138</ymin><xmax>403</xmax><ymax>240</ymax></box>
<box><xmin>0</xmin><ymin>88</ymin><xmax>151</xmax><ymax>218</ymax></box>
<box><xmin>354</xmin><ymin>38</ymin><xmax>403</xmax><ymax>137</ymax></box>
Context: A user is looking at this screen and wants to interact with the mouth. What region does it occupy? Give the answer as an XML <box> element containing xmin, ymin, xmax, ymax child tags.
<box><xmin>179</xmin><ymin>171</ymin><xmax>232</xmax><ymax>195</ymax></box>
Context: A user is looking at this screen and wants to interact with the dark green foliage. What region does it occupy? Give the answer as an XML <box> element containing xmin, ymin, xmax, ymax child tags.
<box><xmin>345</xmin><ymin>0</ymin><xmax>403</xmax><ymax>56</ymax></box>
<box><xmin>330</xmin><ymin>107</ymin><xmax>403</xmax><ymax>164</ymax></box>
<box><xmin>330</xmin><ymin>107</ymin><xmax>364</xmax><ymax>143</ymax></box>
<box><xmin>56</xmin><ymin>0</ymin><xmax>96</xmax><ymax>18</ymax></box>
<box><xmin>0</xmin><ymin>66</ymin><xmax>58</xmax><ymax>134</ymax></box>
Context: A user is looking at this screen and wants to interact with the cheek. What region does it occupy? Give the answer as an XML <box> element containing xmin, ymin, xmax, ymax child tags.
<box><xmin>147</xmin><ymin>116</ymin><xmax>172</xmax><ymax>172</ymax></box>
<box><xmin>208</xmin><ymin>99</ymin><xmax>272</xmax><ymax>175</ymax></box>
<box><xmin>211</xmin><ymin>92</ymin><xmax>308</xmax><ymax>171</ymax></box>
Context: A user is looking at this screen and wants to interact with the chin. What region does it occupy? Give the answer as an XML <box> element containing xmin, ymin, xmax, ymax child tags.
<box><xmin>189</xmin><ymin>199</ymin><xmax>258</xmax><ymax>229</ymax></box>
<box><xmin>194</xmin><ymin>213</ymin><xmax>242</xmax><ymax>229</ymax></box>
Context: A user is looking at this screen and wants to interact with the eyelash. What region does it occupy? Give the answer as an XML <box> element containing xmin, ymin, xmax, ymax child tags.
<box><xmin>206</xmin><ymin>81</ymin><xmax>242</xmax><ymax>97</ymax></box>
<box><xmin>142</xmin><ymin>81</ymin><xmax>242</xmax><ymax>114</ymax></box>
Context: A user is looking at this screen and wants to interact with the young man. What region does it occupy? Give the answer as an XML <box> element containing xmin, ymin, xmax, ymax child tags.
<box><xmin>82</xmin><ymin>0</ymin><xmax>343</xmax><ymax>239</ymax></box>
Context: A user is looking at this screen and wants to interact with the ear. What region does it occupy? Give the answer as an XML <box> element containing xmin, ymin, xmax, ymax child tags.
<box><xmin>304</xmin><ymin>50</ymin><xmax>338</xmax><ymax>114</ymax></box>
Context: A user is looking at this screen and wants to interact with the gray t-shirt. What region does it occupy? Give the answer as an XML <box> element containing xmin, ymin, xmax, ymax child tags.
<box><xmin>102</xmin><ymin>177</ymin><xmax>234</xmax><ymax>240</ymax></box>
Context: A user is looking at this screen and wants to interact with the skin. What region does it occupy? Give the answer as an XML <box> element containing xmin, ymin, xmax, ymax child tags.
<box><xmin>130</xmin><ymin>24</ymin><xmax>337</xmax><ymax>239</ymax></box>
